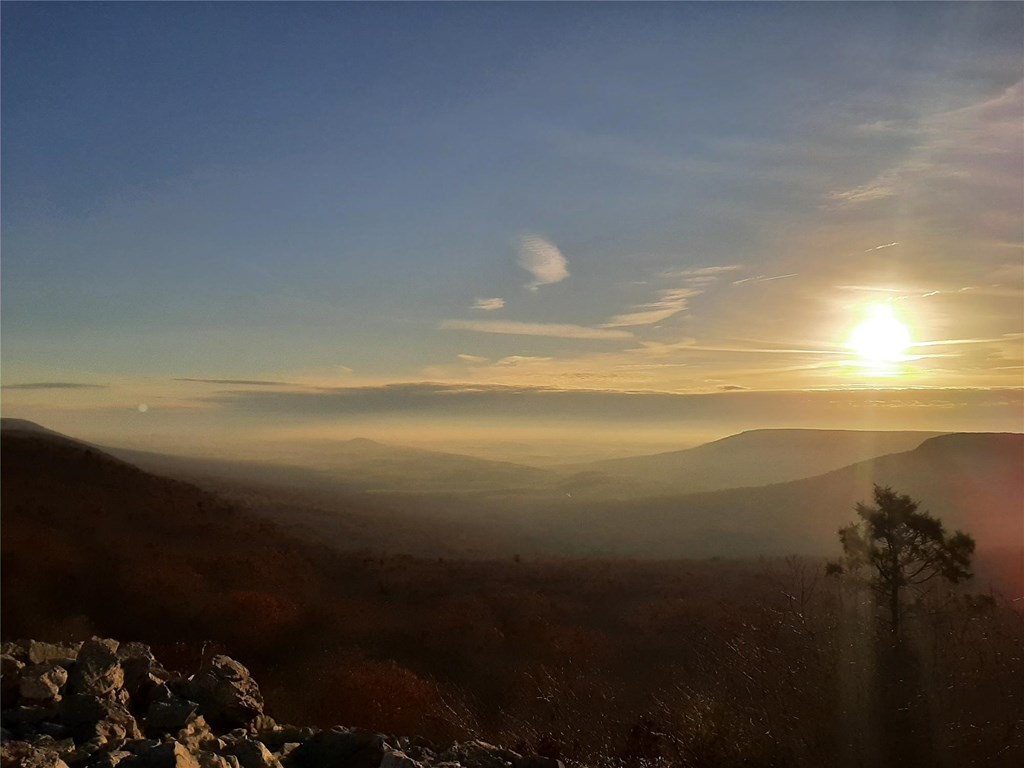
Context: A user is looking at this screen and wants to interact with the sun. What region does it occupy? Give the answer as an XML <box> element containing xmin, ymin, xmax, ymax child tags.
<box><xmin>847</xmin><ymin>303</ymin><xmax>912</xmax><ymax>364</ymax></box>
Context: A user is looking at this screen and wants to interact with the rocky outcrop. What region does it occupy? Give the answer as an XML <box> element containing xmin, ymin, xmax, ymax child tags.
<box><xmin>0</xmin><ymin>640</ymin><xmax>564</xmax><ymax>768</ymax></box>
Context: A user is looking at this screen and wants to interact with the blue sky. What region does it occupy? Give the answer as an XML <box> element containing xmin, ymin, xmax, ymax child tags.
<box><xmin>2</xmin><ymin>3</ymin><xmax>1021</xmax><ymax>451</ymax></box>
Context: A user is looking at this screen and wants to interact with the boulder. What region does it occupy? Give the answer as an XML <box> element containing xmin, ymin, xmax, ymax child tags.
<box><xmin>89</xmin><ymin>751</ymin><xmax>133</xmax><ymax>768</ymax></box>
<box><xmin>195</xmin><ymin>755</ymin><xmax>239</xmax><ymax>768</ymax></box>
<box><xmin>185</xmin><ymin>658</ymin><xmax>262</xmax><ymax>730</ymax></box>
<box><xmin>173</xmin><ymin>717</ymin><xmax>216</xmax><ymax>754</ymax></box>
<box><xmin>379</xmin><ymin>752</ymin><xmax>421</xmax><ymax>768</ymax></box>
<box><xmin>512</xmin><ymin>760</ymin><xmax>565</xmax><ymax>768</ymax></box>
<box><xmin>2</xmin><ymin>654</ymin><xmax>27</xmax><ymax>704</ymax></box>
<box><xmin>2</xmin><ymin>705</ymin><xmax>60</xmax><ymax>726</ymax></box>
<box><xmin>1</xmin><ymin>741</ymin><xmax>70</xmax><ymax>768</ymax></box>
<box><xmin>27</xmin><ymin>644</ymin><xmax>81</xmax><ymax>668</ymax></box>
<box><xmin>1</xmin><ymin>642</ymin><xmax>30</xmax><ymax>663</ymax></box>
<box><xmin>121</xmin><ymin>743</ymin><xmax>200</xmax><ymax>768</ymax></box>
<box><xmin>68</xmin><ymin>641</ymin><xmax>123</xmax><ymax>699</ymax></box>
<box><xmin>282</xmin><ymin>729</ymin><xmax>384</xmax><ymax>768</ymax></box>
<box><xmin>59</xmin><ymin>694</ymin><xmax>141</xmax><ymax>748</ymax></box>
<box><xmin>144</xmin><ymin>700</ymin><xmax>199</xmax><ymax>735</ymax></box>
<box><xmin>440</xmin><ymin>741</ymin><xmax>520</xmax><ymax>768</ymax></box>
<box><xmin>122</xmin><ymin>742</ymin><xmax>161</xmax><ymax>756</ymax></box>
<box><xmin>19</xmin><ymin>665</ymin><xmax>68</xmax><ymax>704</ymax></box>
<box><xmin>221</xmin><ymin>739</ymin><xmax>279</xmax><ymax>768</ymax></box>
<box><xmin>118</xmin><ymin>648</ymin><xmax>170</xmax><ymax>705</ymax></box>
<box><xmin>35</xmin><ymin>723</ymin><xmax>71</xmax><ymax>740</ymax></box>
<box><xmin>253</xmin><ymin>726</ymin><xmax>315</xmax><ymax>753</ymax></box>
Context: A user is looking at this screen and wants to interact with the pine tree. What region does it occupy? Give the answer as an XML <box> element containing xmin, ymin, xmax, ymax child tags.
<box><xmin>828</xmin><ymin>485</ymin><xmax>975</xmax><ymax>636</ymax></box>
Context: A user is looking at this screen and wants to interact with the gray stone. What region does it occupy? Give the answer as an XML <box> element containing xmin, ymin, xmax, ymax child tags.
<box><xmin>282</xmin><ymin>729</ymin><xmax>384</xmax><ymax>768</ymax></box>
<box><xmin>2</xmin><ymin>654</ymin><xmax>27</xmax><ymax>705</ymax></box>
<box><xmin>24</xmin><ymin>737</ymin><xmax>73</xmax><ymax>756</ymax></box>
<box><xmin>59</xmin><ymin>694</ymin><xmax>141</xmax><ymax>748</ymax></box>
<box><xmin>173</xmin><ymin>717</ymin><xmax>216</xmax><ymax>754</ymax></box>
<box><xmin>19</xmin><ymin>665</ymin><xmax>68</xmax><ymax>704</ymax></box>
<box><xmin>254</xmin><ymin>727</ymin><xmax>314</xmax><ymax>754</ymax></box>
<box><xmin>246</xmin><ymin>716</ymin><xmax>276</xmax><ymax>741</ymax></box>
<box><xmin>117</xmin><ymin>647</ymin><xmax>169</xmax><ymax>705</ymax></box>
<box><xmin>441</xmin><ymin>741</ymin><xmax>519</xmax><ymax>768</ymax></box>
<box><xmin>1</xmin><ymin>741</ymin><xmax>70</xmax><ymax>768</ymax></box>
<box><xmin>144</xmin><ymin>700</ymin><xmax>199</xmax><ymax>735</ymax></box>
<box><xmin>121</xmin><ymin>743</ymin><xmax>200</xmax><ymax>768</ymax></box>
<box><xmin>60</xmin><ymin>695</ymin><xmax>123</xmax><ymax>727</ymax></box>
<box><xmin>222</xmin><ymin>740</ymin><xmax>279</xmax><ymax>768</ymax></box>
<box><xmin>273</xmin><ymin>747</ymin><xmax>299</xmax><ymax>763</ymax></box>
<box><xmin>27</xmin><ymin>644</ymin><xmax>81</xmax><ymax>667</ymax></box>
<box><xmin>68</xmin><ymin>641</ymin><xmax>123</xmax><ymax>699</ymax></box>
<box><xmin>185</xmin><ymin>659</ymin><xmax>262</xmax><ymax>730</ymax></box>
<box><xmin>194</xmin><ymin>754</ymin><xmax>231</xmax><ymax>768</ymax></box>
<box><xmin>122</xmin><ymin>742</ymin><xmax>161</xmax><ymax>756</ymax></box>
<box><xmin>34</xmin><ymin>723</ymin><xmax>70</xmax><ymax>740</ymax></box>
<box><xmin>380</xmin><ymin>752</ymin><xmax>421</xmax><ymax>768</ymax></box>
<box><xmin>512</xmin><ymin>760</ymin><xmax>565</xmax><ymax>768</ymax></box>
<box><xmin>89</xmin><ymin>752</ymin><xmax>133</xmax><ymax>768</ymax></box>
<box><xmin>2</xmin><ymin>705</ymin><xmax>60</xmax><ymax>725</ymax></box>
<box><xmin>1</xmin><ymin>642</ymin><xmax>29</xmax><ymax>662</ymax></box>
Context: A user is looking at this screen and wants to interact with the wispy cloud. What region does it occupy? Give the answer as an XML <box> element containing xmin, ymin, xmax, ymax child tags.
<box><xmin>828</xmin><ymin>167</ymin><xmax>903</xmax><ymax>204</ymax></box>
<box><xmin>732</xmin><ymin>273</ymin><xmax>798</xmax><ymax>285</ymax></box>
<box><xmin>664</xmin><ymin>265</ymin><xmax>743</xmax><ymax>278</ymax></box>
<box><xmin>457</xmin><ymin>354</ymin><xmax>488</xmax><ymax>364</ymax></box>
<box><xmin>441</xmin><ymin>319</ymin><xmax>632</xmax><ymax>340</ymax></box>
<box><xmin>174</xmin><ymin>378</ymin><xmax>291</xmax><ymax>386</ymax></box>
<box><xmin>494</xmin><ymin>355</ymin><xmax>553</xmax><ymax>367</ymax></box>
<box><xmin>1</xmin><ymin>382</ymin><xmax>106</xmax><ymax>390</ymax></box>
<box><xmin>518</xmin><ymin>235</ymin><xmax>569</xmax><ymax>290</ymax></box>
<box><xmin>605</xmin><ymin>264</ymin><xmax>744</xmax><ymax>328</ymax></box>
<box><xmin>604</xmin><ymin>288</ymin><xmax>701</xmax><ymax>327</ymax></box>
<box><xmin>827</xmin><ymin>80</ymin><xmax>1023</xmax><ymax>241</ymax></box>
<box><xmin>472</xmin><ymin>297</ymin><xmax>505</xmax><ymax>311</ymax></box>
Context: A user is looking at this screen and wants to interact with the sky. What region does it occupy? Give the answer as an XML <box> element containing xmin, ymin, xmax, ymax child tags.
<box><xmin>2</xmin><ymin>3</ymin><xmax>1022</xmax><ymax>457</ymax></box>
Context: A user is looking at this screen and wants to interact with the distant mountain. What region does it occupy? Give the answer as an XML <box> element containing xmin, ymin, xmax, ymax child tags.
<box><xmin>108</xmin><ymin>436</ymin><xmax>560</xmax><ymax>497</ymax></box>
<box><xmin>0</xmin><ymin>417</ymin><xmax>85</xmax><ymax>443</ymax></box>
<box><xmin>568</xmin><ymin>429</ymin><xmax>947</xmax><ymax>494</ymax></box>
<box><xmin>533</xmin><ymin>432</ymin><xmax>1024</xmax><ymax>563</ymax></box>
<box><xmin>0</xmin><ymin>422</ymin><xmax>504</xmax><ymax>561</ymax></box>
<box><xmin>273</xmin><ymin>437</ymin><xmax>561</xmax><ymax>494</ymax></box>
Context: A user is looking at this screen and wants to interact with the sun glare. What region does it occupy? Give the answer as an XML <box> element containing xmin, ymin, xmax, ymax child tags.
<box><xmin>848</xmin><ymin>304</ymin><xmax>912</xmax><ymax>365</ymax></box>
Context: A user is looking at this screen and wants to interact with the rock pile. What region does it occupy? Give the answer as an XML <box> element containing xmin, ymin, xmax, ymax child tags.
<box><xmin>1</xmin><ymin>640</ymin><xmax>563</xmax><ymax>768</ymax></box>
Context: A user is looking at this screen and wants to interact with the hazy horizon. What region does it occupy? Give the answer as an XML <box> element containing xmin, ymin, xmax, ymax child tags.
<box><xmin>2</xmin><ymin>3</ymin><xmax>1022</xmax><ymax>457</ymax></box>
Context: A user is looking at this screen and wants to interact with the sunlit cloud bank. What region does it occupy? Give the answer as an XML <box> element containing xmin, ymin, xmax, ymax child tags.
<box><xmin>196</xmin><ymin>383</ymin><xmax>1023</xmax><ymax>428</ymax></box>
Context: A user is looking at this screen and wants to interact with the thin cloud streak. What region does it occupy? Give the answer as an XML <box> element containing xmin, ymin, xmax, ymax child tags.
<box><xmin>472</xmin><ymin>297</ymin><xmax>505</xmax><ymax>311</ymax></box>
<box><xmin>174</xmin><ymin>378</ymin><xmax>292</xmax><ymax>386</ymax></box>
<box><xmin>732</xmin><ymin>274</ymin><xmax>798</xmax><ymax>285</ymax></box>
<box><xmin>441</xmin><ymin>319</ymin><xmax>633</xmax><ymax>340</ymax></box>
<box><xmin>1</xmin><ymin>382</ymin><xmax>107</xmax><ymax>390</ymax></box>
<box><xmin>604</xmin><ymin>288</ymin><xmax>700</xmax><ymax>328</ymax></box>
<box><xmin>605</xmin><ymin>264</ymin><xmax>740</xmax><ymax>328</ymax></box>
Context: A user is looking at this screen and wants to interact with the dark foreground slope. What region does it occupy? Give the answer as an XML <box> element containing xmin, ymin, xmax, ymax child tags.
<box><xmin>2</xmin><ymin>426</ymin><xmax>1022</xmax><ymax>766</ymax></box>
